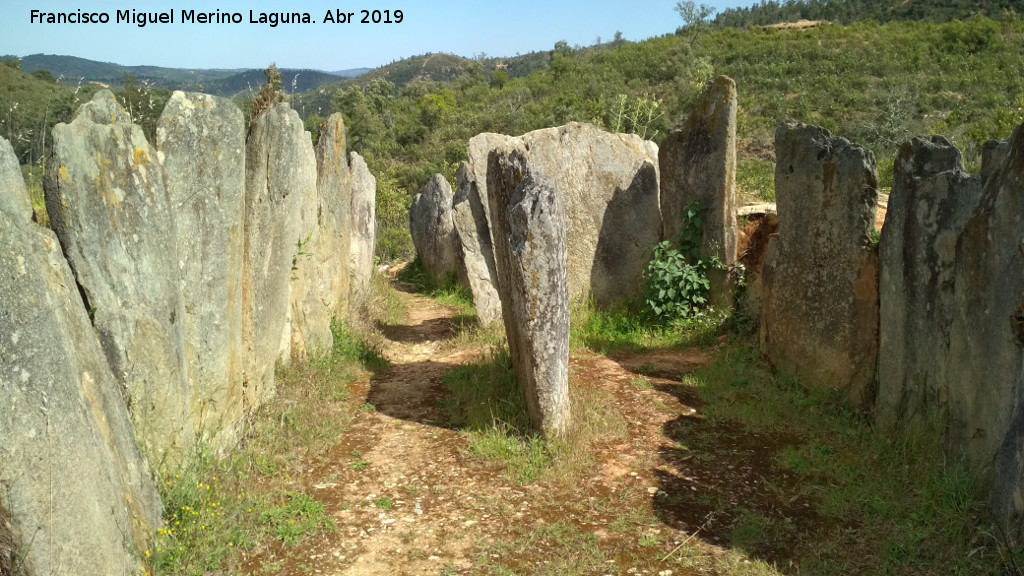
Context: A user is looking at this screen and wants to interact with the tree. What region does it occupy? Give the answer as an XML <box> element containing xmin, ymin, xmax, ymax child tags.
<box><xmin>490</xmin><ymin>70</ymin><xmax>509</xmax><ymax>90</ymax></box>
<box><xmin>675</xmin><ymin>1</ymin><xmax>715</xmax><ymax>45</ymax></box>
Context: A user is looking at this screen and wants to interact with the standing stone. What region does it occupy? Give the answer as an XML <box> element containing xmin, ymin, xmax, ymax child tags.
<box><xmin>948</xmin><ymin>124</ymin><xmax>1024</xmax><ymax>462</ymax></box>
<box><xmin>487</xmin><ymin>148</ymin><xmax>571</xmax><ymax>437</ymax></box>
<box><xmin>410</xmin><ymin>174</ymin><xmax>462</xmax><ymax>283</ymax></box>
<box><xmin>286</xmin><ymin>119</ymin><xmax>327</xmax><ymax>361</ymax></box>
<box><xmin>1</xmin><ymin>136</ymin><xmax>161</xmax><ymax>575</ymax></box>
<box><xmin>242</xmin><ymin>102</ymin><xmax>307</xmax><ymax>409</ymax></box>
<box><xmin>875</xmin><ymin>136</ymin><xmax>983</xmax><ymax>426</ymax></box>
<box><xmin>452</xmin><ymin>161</ymin><xmax>503</xmax><ymax>325</ymax></box>
<box><xmin>157</xmin><ymin>91</ymin><xmax>246</xmax><ymax>447</ymax></box>
<box><xmin>349</xmin><ymin>151</ymin><xmax>377</xmax><ymax>305</ymax></box>
<box><xmin>45</xmin><ymin>90</ymin><xmax>192</xmax><ymax>466</ymax></box>
<box><xmin>303</xmin><ymin>113</ymin><xmax>352</xmax><ymax>338</ymax></box>
<box><xmin>760</xmin><ymin>122</ymin><xmax>879</xmax><ymax>406</ymax></box>
<box><xmin>455</xmin><ymin>124</ymin><xmax>661</xmax><ymax>316</ymax></box>
<box><xmin>659</xmin><ymin>75</ymin><xmax>739</xmax><ymax>264</ymax></box>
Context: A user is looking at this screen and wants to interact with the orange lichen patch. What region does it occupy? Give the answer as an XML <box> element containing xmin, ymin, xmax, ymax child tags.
<box><xmin>133</xmin><ymin>148</ymin><xmax>150</xmax><ymax>169</ymax></box>
<box><xmin>58</xmin><ymin>164</ymin><xmax>69</xmax><ymax>182</ymax></box>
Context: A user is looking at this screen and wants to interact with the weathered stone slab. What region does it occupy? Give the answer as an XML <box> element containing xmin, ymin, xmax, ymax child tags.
<box><xmin>2</xmin><ymin>139</ymin><xmax>161</xmax><ymax>573</ymax></box>
<box><xmin>760</xmin><ymin>122</ymin><xmax>879</xmax><ymax>406</ymax></box>
<box><xmin>410</xmin><ymin>173</ymin><xmax>462</xmax><ymax>283</ymax></box>
<box><xmin>286</xmin><ymin>118</ymin><xmax>328</xmax><ymax>361</ymax></box>
<box><xmin>487</xmin><ymin>148</ymin><xmax>571</xmax><ymax>437</ymax></box>
<box><xmin>875</xmin><ymin>136</ymin><xmax>983</xmax><ymax>426</ymax></box>
<box><xmin>46</xmin><ymin>90</ymin><xmax>192</xmax><ymax>465</ymax></box>
<box><xmin>157</xmin><ymin>91</ymin><xmax>247</xmax><ymax>446</ymax></box>
<box><xmin>0</xmin><ymin>137</ymin><xmax>31</xmax><ymax>223</ymax></box>
<box><xmin>456</xmin><ymin>124</ymin><xmax>661</xmax><ymax>316</ymax></box>
<box><xmin>242</xmin><ymin>102</ymin><xmax>307</xmax><ymax>408</ymax></box>
<box><xmin>948</xmin><ymin>125</ymin><xmax>1024</xmax><ymax>462</ymax></box>
<box><xmin>659</xmin><ymin>75</ymin><xmax>738</xmax><ymax>263</ymax></box>
<box><xmin>349</xmin><ymin>151</ymin><xmax>377</xmax><ymax>305</ymax></box>
<box><xmin>452</xmin><ymin>160</ymin><xmax>503</xmax><ymax>325</ymax></box>
<box><xmin>295</xmin><ymin>113</ymin><xmax>352</xmax><ymax>349</ymax></box>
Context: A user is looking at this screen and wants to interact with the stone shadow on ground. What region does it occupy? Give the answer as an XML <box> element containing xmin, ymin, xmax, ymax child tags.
<box><xmin>651</xmin><ymin>380</ymin><xmax>819</xmax><ymax>571</ymax></box>
<box><xmin>366</xmin><ymin>359</ymin><xmax>460</xmax><ymax>429</ymax></box>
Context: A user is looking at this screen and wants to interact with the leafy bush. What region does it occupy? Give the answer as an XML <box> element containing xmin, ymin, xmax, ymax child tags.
<box><xmin>643</xmin><ymin>199</ymin><xmax>710</xmax><ymax>321</ymax></box>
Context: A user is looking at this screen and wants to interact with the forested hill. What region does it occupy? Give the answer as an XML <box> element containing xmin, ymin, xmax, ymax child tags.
<box><xmin>714</xmin><ymin>0</ymin><xmax>1020</xmax><ymax>28</ymax></box>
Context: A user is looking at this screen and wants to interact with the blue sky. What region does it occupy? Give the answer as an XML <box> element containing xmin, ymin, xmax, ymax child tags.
<box><xmin>1</xmin><ymin>1</ymin><xmax>754</xmax><ymax>71</ymax></box>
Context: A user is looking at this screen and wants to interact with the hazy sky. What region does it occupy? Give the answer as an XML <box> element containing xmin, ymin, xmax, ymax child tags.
<box><xmin>1</xmin><ymin>1</ymin><xmax>754</xmax><ymax>71</ymax></box>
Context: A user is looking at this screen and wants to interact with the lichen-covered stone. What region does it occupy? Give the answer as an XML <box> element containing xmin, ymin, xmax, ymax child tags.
<box><xmin>410</xmin><ymin>174</ymin><xmax>462</xmax><ymax>283</ymax></box>
<box><xmin>456</xmin><ymin>124</ymin><xmax>661</xmax><ymax>315</ymax></box>
<box><xmin>0</xmin><ymin>137</ymin><xmax>31</xmax><ymax>223</ymax></box>
<box><xmin>487</xmin><ymin>148</ymin><xmax>571</xmax><ymax>437</ymax></box>
<box><xmin>875</xmin><ymin>136</ymin><xmax>982</xmax><ymax>426</ymax></box>
<box><xmin>46</xmin><ymin>90</ymin><xmax>192</xmax><ymax>464</ymax></box>
<box><xmin>349</xmin><ymin>151</ymin><xmax>377</xmax><ymax>305</ymax></box>
<box><xmin>2</xmin><ymin>137</ymin><xmax>161</xmax><ymax>574</ymax></box>
<box><xmin>286</xmin><ymin>118</ymin><xmax>328</xmax><ymax>361</ymax></box>
<box><xmin>242</xmin><ymin>102</ymin><xmax>307</xmax><ymax>408</ymax></box>
<box><xmin>660</xmin><ymin>76</ymin><xmax>738</xmax><ymax>263</ymax></box>
<box><xmin>452</xmin><ymin>160</ymin><xmax>503</xmax><ymax>325</ymax></box>
<box><xmin>760</xmin><ymin>122</ymin><xmax>879</xmax><ymax>406</ymax></box>
<box><xmin>948</xmin><ymin>124</ymin><xmax>1024</xmax><ymax>462</ymax></box>
<box><xmin>157</xmin><ymin>91</ymin><xmax>246</xmax><ymax>446</ymax></box>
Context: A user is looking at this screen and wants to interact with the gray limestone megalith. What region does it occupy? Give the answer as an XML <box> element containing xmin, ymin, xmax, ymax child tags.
<box><xmin>1</xmin><ymin>136</ymin><xmax>161</xmax><ymax>575</ymax></box>
<box><xmin>349</xmin><ymin>151</ymin><xmax>377</xmax><ymax>305</ymax></box>
<box><xmin>157</xmin><ymin>91</ymin><xmax>247</xmax><ymax>446</ymax></box>
<box><xmin>452</xmin><ymin>160</ymin><xmax>503</xmax><ymax>325</ymax></box>
<box><xmin>455</xmin><ymin>124</ymin><xmax>661</xmax><ymax>316</ymax></box>
<box><xmin>285</xmin><ymin>118</ymin><xmax>328</xmax><ymax>361</ymax></box>
<box><xmin>760</xmin><ymin>122</ymin><xmax>879</xmax><ymax>406</ymax></box>
<box><xmin>948</xmin><ymin>124</ymin><xmax>1024</xmax><ymax>462</ymax></box>
<box><xmin>45</xmin><ymin>90</ymin><xmax>192</xmax><ymax>466</ymax></box>
<box><xmin>410</xmin><ymin>173</ymin><xmax>462</xmax><ymax>284</ymax></box>
<box><xmin>875</xmin><ymin>136</ymin><xmax>983</xmax><ymax>426</ymax></box>
<box><xmin>659</xmin><ymin>76</ymin><xmax>738</xmax><ymax>264</ymax></box>
<box><xmin>487</xmin><ymin>148</ymin><xmax>571</xmax><ymax>437</ymax></box>
<box><xmin>242</xmin><ymin>102</ymin><xmax>307</xmax><ymax>409</ymax></box>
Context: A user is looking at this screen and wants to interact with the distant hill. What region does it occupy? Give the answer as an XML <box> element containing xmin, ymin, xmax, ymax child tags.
<box><xmin>713</xmin><ymin>0</ymin><xmax>1020</xmax><ymax>28</ymax></box>
<box><xmin>1</xmin><ymin>54</ymin><xmax>362</xmax><ymax>97</ymax></box>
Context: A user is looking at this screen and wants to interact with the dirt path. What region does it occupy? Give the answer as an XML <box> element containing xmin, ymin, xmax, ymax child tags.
<box><xmin>241</xmin><ymin>290</ymin><xmax>807</xmax><ymax>575</ymax></box>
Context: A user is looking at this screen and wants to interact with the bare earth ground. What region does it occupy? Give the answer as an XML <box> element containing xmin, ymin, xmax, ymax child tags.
<box><xmin>239</xmin><ymin>291</ymin><xmax>811</xmax><ymax>575</ymax></box>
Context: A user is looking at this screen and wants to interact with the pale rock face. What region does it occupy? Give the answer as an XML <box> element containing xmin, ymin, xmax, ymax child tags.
<box><xmin>242</xmin><ymin>102</ymin><xmax>308</xmax><ymax>409</ymax></box>
<box><xmin>454</xmin><ymin>123</ymin><xmax>662</xmax><ymax>322</ymax></box>
<box><xmin>875</xmin><ymin>136</ymin><xmax>982</xmax><ymax>427</ymax></box>
<box><xmin>487</xmin><ymin>147</ymin><xmax>571</xmax><ymax>437</ymax></box>
<box><xmin>410</xmin><ymin>173</ymin><xmax>462</xmax><ymax>284</ymax></box>
<box><xmin>1</xmin><ymin>135</ymin><xmax>161</xmax><ymax>575</ymax></box>
<box><xmin>349</xmin><ymin>151</ymin><xmax>377</xmax><ymax>305</ymax></box>
<box><xmin>660</xmin><ymin>75</ymin><xmax>739</xmax><ymax>263</ymax></box>
<box><xmin>759</xmin><ymin>122</ymin><xmax>879</xmax><ymax>407</ymax></box>
<box><xmin>46</xmin><ymin>89</ymin><xmax>193</xmax><ymax>466</ymax></box>
<box><xmin>157</xmin><ymin>90</ymin><xmax>247</xmax><ymax>447</ymax></box>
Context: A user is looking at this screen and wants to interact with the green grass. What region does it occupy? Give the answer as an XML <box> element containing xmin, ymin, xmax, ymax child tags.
<box><xmin>144</xmin><ymin>319</ymin><xmax>375</xmax><ymax>575</ymax></box>
<box><xmin>736</xmin><ymin>158</ymin><xmax>775</xmax><ymax>203</ymax></box>
<box><xmin>681</xmin><ymin>338</ymin><xmax>1009</xmax><ymax>574</ymax></box>
<box><xmin>440</xmin><ymin>346</ymin><xmax>627</xmax><ymax>486</ymax></box>
<box><xmin>570</xmin><ymin>299</ymin><xmax>726</xmax><ymax>354</ymax></box>
<box><xmin>396</xmin><ymin>257</ymin><xmax>476</xmax><ymax>316</ymax></box>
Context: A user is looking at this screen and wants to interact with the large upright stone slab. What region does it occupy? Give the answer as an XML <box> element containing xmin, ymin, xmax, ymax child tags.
<box><xmin>410</xmin><ymin>174</ymin><xmax>462</xmax><ymax>283</ymax></box>
<box><xmin>453</xmin><ymin>161</ymin><xmax>502</xmax><ymax>324</ymax></box>
<box><xmin>487</xmin><ymin>148</ymin><xmax>571</xmax><ymax>437</ymax></box>
<box><xmin>760</xmin><ymin>122</ymin><xmax>879</xmax><ymax>406</ymax></box>
<box><xmin>46</xmin><ymin>90</ymin><xmax>192</xmax><ymax>466</ymax></box>
<box><xmin>1</xmin><ymin>137</ymin><xmax>161</xmax><ymax>575</ymax></box>
<box><xmin>948</xmin><ymin>124</ymin><xmax>1024</xmax><ymax>462</ymax></box>
<box><xmin>349</xmin><ymin>151</ymin><xmax>377</xmax><ymax>305</ymax></box>
<box><xmin>659</xmin><ymin>75</ymin><xmax>738</xmax><ymax>263</ymax></box>
<box><xmin>157</xmin><ymin>91</ymin><xmax>247</xmax><ymax>446</ymax></box>
<box><xmin>285</xmin><ymin>119</ymin><xmax>327</xmax><ymax>361</ymax></box>
<box><xmin>295</xmin><ymin>113</ymin><xmax>352</xmax><ymax>347</ymax></box>
<box><xmin>875</xmin><ymin>136</ymin><xmax>983</xmax><ymax>426</ymax></box>
<box><xmin>242</xmin><ymin>102</ymin><xmax>307</xmax><ymax>409</ymax></box>
<box><xmin>456</xmin><ymin>124</ymin><xmax>661</xmax><ymax>316</ymax></box>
